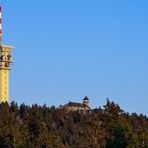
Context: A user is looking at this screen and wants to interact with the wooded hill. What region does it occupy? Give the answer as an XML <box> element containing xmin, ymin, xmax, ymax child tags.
<box><xmin>0</xmin><ymin>100</ymin><xmax>147</xmax><ymax>148</ymax></box>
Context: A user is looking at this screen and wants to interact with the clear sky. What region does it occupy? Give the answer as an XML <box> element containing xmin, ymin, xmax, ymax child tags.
<box><xmin>1</xmin><ymin>0</ymin><xmax>148</xmax><ymax>114</ymax></box>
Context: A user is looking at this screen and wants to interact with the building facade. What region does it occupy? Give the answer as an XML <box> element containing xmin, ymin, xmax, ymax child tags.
<box><xmin>62</xmin><ymin>96</ymin><xmax>91</xmax><ymax>111</ymax></box>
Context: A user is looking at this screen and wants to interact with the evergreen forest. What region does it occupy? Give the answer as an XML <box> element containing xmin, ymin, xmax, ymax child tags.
<box><xmin>0</xmin><ymin>100</ymin><xmax>148</xmax><ymax>148</ymax></box>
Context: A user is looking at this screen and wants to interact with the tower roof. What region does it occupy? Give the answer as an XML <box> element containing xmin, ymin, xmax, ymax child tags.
<box><xmin>83</xmin><ymin>96</ymin><xmax>89</xmax><ymax>101</ymax></box>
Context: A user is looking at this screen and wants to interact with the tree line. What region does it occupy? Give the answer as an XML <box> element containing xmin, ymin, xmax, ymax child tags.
<box><xmin>0</xmin><ymin>99</ymin><xmax>148</xmax><ymax>148</ymax></box>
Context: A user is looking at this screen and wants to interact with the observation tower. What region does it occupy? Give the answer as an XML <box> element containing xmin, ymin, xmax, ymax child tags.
<box><xmin>0</xmin><ymin>5</ymin><xmax>14</xmax><ymax>103</ymax></box>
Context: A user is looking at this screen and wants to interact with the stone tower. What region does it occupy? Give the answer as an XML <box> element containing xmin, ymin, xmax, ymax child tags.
<box><xmin>83</xmin><ymin>96</ymin><xmax>89</xmax><ymax>108</ymax></box>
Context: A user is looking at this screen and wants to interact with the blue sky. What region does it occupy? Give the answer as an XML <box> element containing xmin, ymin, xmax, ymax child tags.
<box><xmin>1</xmin><ymin>0</ymin><xmax>148</xmax><ymax>114</ymax></box>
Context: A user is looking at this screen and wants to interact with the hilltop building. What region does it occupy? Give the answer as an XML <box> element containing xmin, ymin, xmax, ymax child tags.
<box><xmin>62</xmin><ymin>96</ymin><xmax>91</xmax><ymax>111</ymax></box>
<box><xmin>0</xmin><ymin>5</ymin><xmax>13</xmax><ymax>103</ymax></box>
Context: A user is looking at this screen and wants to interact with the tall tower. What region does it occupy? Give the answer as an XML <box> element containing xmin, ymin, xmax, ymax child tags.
<box><xmin>0</xmin><ymin>5</ymin><xmax>13</xmax><ymax>103</ymax></box>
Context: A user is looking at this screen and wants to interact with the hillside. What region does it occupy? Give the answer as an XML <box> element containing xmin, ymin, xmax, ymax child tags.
<box><xmin>0</xmin><ymin>100</ymin><xmax>148</xmax><ymax>148</ymax></box>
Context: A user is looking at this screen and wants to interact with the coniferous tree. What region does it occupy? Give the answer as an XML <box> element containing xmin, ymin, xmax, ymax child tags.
<box><xmin>0</xmin><ymin>100</ymin><xmax>147</xmax><ymax>147</ymax></box>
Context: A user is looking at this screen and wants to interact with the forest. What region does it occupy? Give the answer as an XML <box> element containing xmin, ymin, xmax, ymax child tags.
<box><xmin>0</xmin><ymin>99</ymin><xmax>148</xmax><ymax>148</ymax></box>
